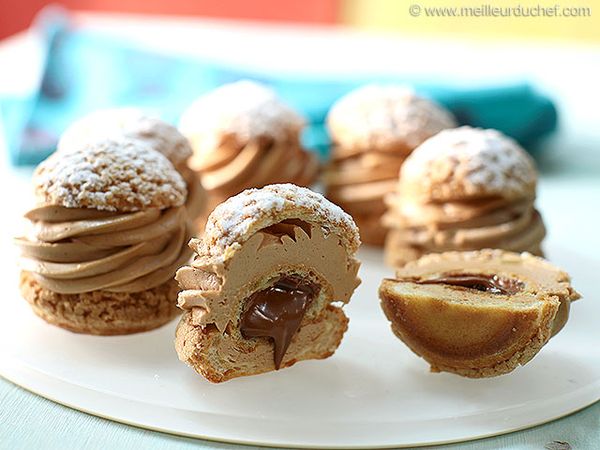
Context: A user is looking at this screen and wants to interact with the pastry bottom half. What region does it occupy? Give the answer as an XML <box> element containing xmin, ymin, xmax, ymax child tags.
<box><xmin>20</xmin><ymin>271</ymin><xmax>180</xmax><ymax>335</ymax></box>
<box><xmin>379</xmin><ymin>280</ymin><xmax>559</xmax><ymax>378</ymax></box>
<box><xmin>175</xmin><ymin>305</ymin><xmax>349</xmax><ymax>383</ymax></box>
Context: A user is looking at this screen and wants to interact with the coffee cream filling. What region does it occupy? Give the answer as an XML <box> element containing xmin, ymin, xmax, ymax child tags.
<box><xmin>15</xmin><ymin>205</ymin><xmax>191</xmax><ymax>294</ymax></box>
<box><xmin>384</xmin><ymin>194</ymin><xmax>533</xmax><ymax>227</ymax></box>
<box><xmin>384</xmin><ymin>194</ymin><xmax>545</xmax><ymax>253</ymax></box>
<box><xmin>195</xmin><ymin>139</ymin><xmax>317</xmax><ymax>197</ymax></box>
<box><xmin>178</xmin><ymin>165</ymin><xmax>206</xmax><ymax>221</ymax></box>
<box><xmin>324</xmin><ymin>152</ymin><xmax>403</xmax><ymax>217</ymax></box>
<box><xmin>176</xmin><ymin>220</ymin><xmax>360</xmax><ymax>334</ymax></box>
<box><xmin>325</xmin><ymin>152</ymin><xmax>404</xmax><ymax>187</ymax></box>
<box><xmin>327</xmin><ymin>179</ymin><xmax>397</xmax><ymax>216</ymax></box>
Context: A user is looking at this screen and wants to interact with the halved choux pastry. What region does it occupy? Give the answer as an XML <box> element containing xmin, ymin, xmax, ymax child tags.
<box><xmin>379</xmin><ymin>249</ymin><xmax>580</xmax><ymax>378</ymax></box>
<box><xmin>175</xmin><ymin>184</ymin><xmax>361</xmax><ymax>383</ymax></box>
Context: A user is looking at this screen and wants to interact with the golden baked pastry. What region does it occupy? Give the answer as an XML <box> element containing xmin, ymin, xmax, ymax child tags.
<box><xmin>178</xmin><ymin>81</ymin><xmax>319</xmax><ymax>212</ymax></box>
<box><xmin>15</xmin><ymin>138</ymin><xmax>192</xmax><ymax>335</ymax></box>
<box><xmin>175</xmin><ymin>184</ymin><xmax>361</xmax><ymax>383</ymax></box>
<box><xmin>58</xmin><ymin>108</ymin><xmax>207</xmax><ymax>226</ymax></box>
<box><xmin>379</xmin><ymin>250</ymin><xmax>580</xmax><ymax>378</ymax></box>
<box><xmin>384</xmin><ymin>126</ymin><xmax>545</xmax><ymax>266</ymax></box>
<box><xmin>324</xmin><ymin>85</ymin><xmax>456</xmax><ymax>246</ymax></box>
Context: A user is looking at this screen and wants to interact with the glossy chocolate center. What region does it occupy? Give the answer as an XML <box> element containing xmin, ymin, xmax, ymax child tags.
<box><xmin>416</xmin><ymin>273</ymin><xmax>524</xmax><ymax>295</ymax></box>
<box><xmin>240</xmin><ymin>275</ymin><xmax>319</xmax><ymax>369</ymax></box>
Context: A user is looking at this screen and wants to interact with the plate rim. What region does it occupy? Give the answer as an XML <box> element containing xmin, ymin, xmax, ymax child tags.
<box><xmin>2</xmin><ymin>359</ymin><xmax>599</xmax><ymax>449</ymax></box>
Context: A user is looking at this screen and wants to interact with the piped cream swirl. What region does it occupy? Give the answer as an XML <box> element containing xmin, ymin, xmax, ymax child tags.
<box><xmin>15</xmin><ymin>205</ymin><xmax>192</xmax><ymax>294</ymax></box>
<box><xmin>192</xmin><ymin>139</ymin><xmax>318</xmax><ymax>203</ymax></box>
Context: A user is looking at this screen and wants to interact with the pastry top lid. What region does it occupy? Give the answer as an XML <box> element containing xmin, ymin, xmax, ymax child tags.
<box><xmin>394</xmin><ymin>249</ymin><xmax>580</xmax><ymax>302</ymax></box>
<box><xmin>58</xmin><ymin>108</ymin><xmax>193</xmax><ymax>167</ymax></box>
<box><xmin>399</xmin><ymin>126</ymin><xmax>537</xmax><ymax>201</ymax></box>
<box><xmin>192</xmin><ymin>183</ymin><xmax>360</xmax><ymax>260</ymax></box>
<box><xmin>327</xmin><ymin>84</ymin><xmax>456</xmax><ymax>152</ymax></box>
<box><xmin>178</xmin><ymin>80</ymin><xmax>305</xmax><ymax>154</ymax></box>
<box><xmin>34</xmin><ymin>138</ymin><xmax>187</xmax><ymax>212</ymax></box>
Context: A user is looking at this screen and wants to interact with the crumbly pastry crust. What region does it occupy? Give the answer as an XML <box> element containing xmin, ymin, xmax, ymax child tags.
<box><xmin>56</xmin><ymin>108</ymin><xmax>206</xmax><ymax>221</ymax></box>
<box><xmin>196</xmin><ymin>184</ymin><xmax>360</xmax><ymax>261</ymax></box>
<box><xmin>327</xmin><ymin>84</ymin><xmax>457</xmax><ymax>153</ymax></box>
<box><xmin>175</xmin><ymin>184</ymin><xmax>361</xmax><ymax>382</ymax></box>
<box><xmin>179</xmin><ymin>80</ymin><xmax>305</xmax><ymax>154</ymax></box>
<box><xmin>20</xmin><ymin>271</ymin><xmax>180</xmax><ymax>335</ymax></box>
<box><xmin>379</xmin><ymin>249</ymin><xmax>580</xmax><ymax>378</ymax></box>
<box><xmin>399</xmin><ymin>126</ymin><xmax>537</xmax><ymax>201</ymax></box>
<box><xmin>34</xmin><ymin>138</ymin><xmax>187</xmax><ymax>211</ymax></box>
<box><xmin>121</xmin><ymin>115</ymin><xmax>193</xmax><ymax>167</ymax></box>
<box><xmin>58</xmin><ymin>108</ymin><xmax>193</xmax><ymax>167</ymax></box>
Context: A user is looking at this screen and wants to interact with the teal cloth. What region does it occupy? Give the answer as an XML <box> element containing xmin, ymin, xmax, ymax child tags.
<box><xmin>0</xmin><ymin>9</ymin><xmax>557</xmax><ymax>166</ymax></box>
<box><xmin>1</xmin><ymin>378</ymin><xmax>598</xmax><ymax>449</ymax></box>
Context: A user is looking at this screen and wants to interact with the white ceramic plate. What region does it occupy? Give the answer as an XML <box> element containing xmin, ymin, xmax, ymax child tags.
<box><xmin>1</xmin><ymin>239</ymin><xmax>599</xmax><ymax>449</ymax></box>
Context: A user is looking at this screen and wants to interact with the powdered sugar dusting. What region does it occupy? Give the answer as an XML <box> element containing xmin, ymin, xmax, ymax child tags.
<box><xmin>58</xmin><ymin>108</ymin><xmax>193</xmax><ymax>167</ymax></box>
<box><xmin>178</xmin><ymin>80</ymin><xmax>305</xmax><ymax>154</ymax></box>
<box><xmin>327</xmin><ymin>84</ymin><xmax>456</xmax><ymax>151</ymax></box>
<box><xmin>35</xmin><ymin>138</ymin><xmax>187</xmax><ymax>211</ymax></box>
<box><xmin>400</xmin><ymin>126</ymin><xmax>537</xmax><ymax>200</ymax></box>
<box><xmin>199</xmin><ymin>184</ymin><xmax>360</xmax><ymax>259</ymax></box>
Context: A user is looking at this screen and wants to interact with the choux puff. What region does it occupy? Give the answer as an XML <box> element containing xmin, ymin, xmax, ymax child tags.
<box><xmin>379</xmin><ymin>250</ymin><xmax>580</xmax><ymax>378</ymax></box>
<box><xmin>324</xmin><ymin>85</ymin><xmax>457</xmax><ymax>245</ymax></box>
<box><xmin>175</xmin><ymin>184</ymin><xmax>361</xmax><ymax>382</ymax></box>
<box><xmin>384</xmin><ymin>126</ymin><xmax>546</xmax><ymax>266</ymax></box>
<box><xmin>179</xmin><ymin>81</ymin><xmax>319</xmax><ymax>212</ymax></box>
<box><xmin>15</xmin><ymin>138</ymin><xmax>193</xmax><ymax>334</ymax></box>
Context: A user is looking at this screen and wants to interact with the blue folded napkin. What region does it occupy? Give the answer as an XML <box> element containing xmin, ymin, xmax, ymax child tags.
<box><xmin>0</xmin><ymin>10</ymin><xmax>558</xmax><ymax>166</ymax></box>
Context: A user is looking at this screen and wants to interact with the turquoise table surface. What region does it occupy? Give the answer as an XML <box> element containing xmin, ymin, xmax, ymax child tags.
<box><xmin>1</xmin><ymin>378</ymin><xmax>598</xmax><ymax>450</ymax></box>
<box><xmin>1</xmin><ymin>9</ymin><xmax>558</xmax><ymax>166</ymax></box>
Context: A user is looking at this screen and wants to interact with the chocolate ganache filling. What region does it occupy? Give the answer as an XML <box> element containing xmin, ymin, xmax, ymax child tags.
<box><xmin>415</xmin><ymin>273</ymin><xmax>524</xmax><ymax>295</ymax></box>
<box><xmin>240</xmin><ymin>275</ymin><xmax>319</xmax><ymax>369</ymax></box>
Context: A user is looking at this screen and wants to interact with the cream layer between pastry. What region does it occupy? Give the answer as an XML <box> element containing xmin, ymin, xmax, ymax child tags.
<box><xmin>16</xmin><ymin>205</ymin><xmax>191</xmax><ymax>294</ymax></box>
<box><xmin>177</xmin><ymin>221</ymin><xmax>360</xmax><ymax>332</ymax></box>
<box><xmin>191</xmin><ymin>138</ymin><xmax>318</xmax><ymax>204</ymax></box>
